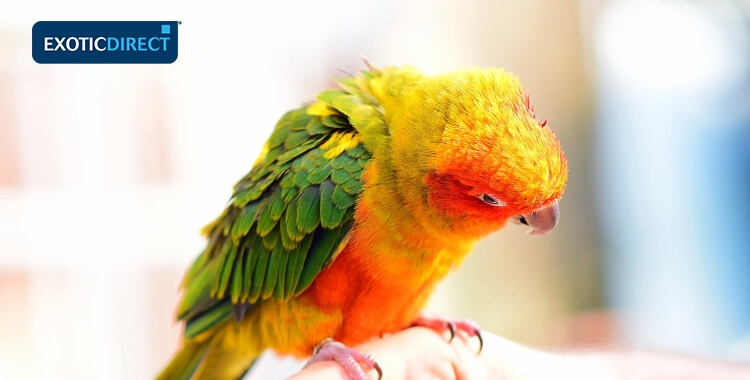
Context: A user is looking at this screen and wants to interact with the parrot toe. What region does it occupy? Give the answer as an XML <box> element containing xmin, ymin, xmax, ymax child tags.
<box><xmin>411</xmin><ymin>312</ymin><xmax>484</xmax><ymax>354</ymax></box>
<box><xmin>306</xmin><ymin>338</ymin><xmax>382</xmax><ymax>380</ymax></box>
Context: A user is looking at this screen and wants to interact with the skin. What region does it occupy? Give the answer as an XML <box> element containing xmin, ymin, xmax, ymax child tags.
<box><xmin>290</xmin><ymin>327</ymin><xmax>750</xmax><ymax>380</ymax></box>
<box><xmin>288</xmin><ymin>327</ymin><xmax>495</xmax><ymax>380</ymax></box>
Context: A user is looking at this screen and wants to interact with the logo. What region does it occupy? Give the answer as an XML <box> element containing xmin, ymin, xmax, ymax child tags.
<box><xmin>32</xmin><ymin>21</ymin><xmax>179</xmax><ymax>64</ymax></box>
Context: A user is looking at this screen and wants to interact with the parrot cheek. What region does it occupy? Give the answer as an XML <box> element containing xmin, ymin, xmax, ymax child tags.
<box><xmin>425</xmin><ymin>172</ymin><xmax>517</xmax><ymax>236</ymax></box>
<box><xmin>425</xmin><ymin>172</ymin><xmax>479</xmax><ymax>218</ymax></box>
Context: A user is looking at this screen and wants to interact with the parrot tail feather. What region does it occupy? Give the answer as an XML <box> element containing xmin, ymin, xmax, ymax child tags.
<box><xmin>156</xmin><ymin>337</ymin><xmax>259</xmax><ymax>380</ymax></box>
<box><xmin>156</xmin><ymin>339</ymin><xmax>211</xmax><ymax>380</ymax></box>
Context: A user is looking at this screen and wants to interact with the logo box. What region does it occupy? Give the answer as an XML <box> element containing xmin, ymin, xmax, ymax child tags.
<box><xmin>32</xmin><ymin>21</ymin><xmax>179</xmax><ymax>64</ymax></box>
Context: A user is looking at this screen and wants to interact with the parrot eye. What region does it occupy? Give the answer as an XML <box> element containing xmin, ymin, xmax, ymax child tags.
<box><xmin>477</xmin><ymin>194</ymin><xmax>505</xmax><ymax>207</ymax></box>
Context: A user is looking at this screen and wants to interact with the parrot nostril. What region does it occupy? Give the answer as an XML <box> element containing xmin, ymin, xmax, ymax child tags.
<box><xmin>518</xmin><ymin>215</ymin><xmax>528</xmax><ymax>225</ymax></box>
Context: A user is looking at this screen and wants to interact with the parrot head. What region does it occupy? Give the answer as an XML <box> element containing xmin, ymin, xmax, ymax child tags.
<box><xmin>382</xmin><ymin>67</ymin><xmax>568</xmax><ymax>240</ymax></box>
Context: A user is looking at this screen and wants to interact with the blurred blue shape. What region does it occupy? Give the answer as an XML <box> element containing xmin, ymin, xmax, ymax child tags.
<box><xmin>593</xmin><ymin>0</ymin><xmax>750</xmax><ymax>357</ymax></box>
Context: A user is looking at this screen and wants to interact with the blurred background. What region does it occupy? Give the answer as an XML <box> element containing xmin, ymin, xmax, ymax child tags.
<box><xmin>1</xmin><ymin>0</ymin><xmax>749</xmax><ymax>378</ymax></box>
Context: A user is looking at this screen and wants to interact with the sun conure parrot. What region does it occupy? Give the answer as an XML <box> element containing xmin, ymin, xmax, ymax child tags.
<box><xmin>157</xmin><ymin>62</ymin><xmax>568</xmax><ymax>380</ymax></box>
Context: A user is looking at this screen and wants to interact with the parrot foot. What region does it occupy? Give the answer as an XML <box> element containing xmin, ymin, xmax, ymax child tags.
<box><xmin>411</xmin><ymin>312</ymin><xmax>484</xmax><ymax>354</ymax></box>
<box><xmin>306</xmin><ymin>338</ymin><xmax>382</xmax><ymax>380</ymax></box>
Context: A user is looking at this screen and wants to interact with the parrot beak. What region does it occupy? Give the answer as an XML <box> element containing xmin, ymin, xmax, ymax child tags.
<box><xmin>511</xmin><ymin>200</ymin><xmax>560</xmax><ymax>236</ymax></box>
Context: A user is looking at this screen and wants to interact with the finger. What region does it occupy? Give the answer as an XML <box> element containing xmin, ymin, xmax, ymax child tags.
<box><xmin>450</xmin><ymin>337</ymin><xmax>492</xmax><ymax>380</ymax></box>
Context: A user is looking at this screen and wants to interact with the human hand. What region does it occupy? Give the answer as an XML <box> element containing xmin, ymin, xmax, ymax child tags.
<box><xmin>287</xmin><ymin>325</ymin><xmax>750</xmax><ymax>380</ymax></box>
<box><xmin>286</xmin><ymin>326</ymin><xmax>512</xmax><ymax>380</ymax></box>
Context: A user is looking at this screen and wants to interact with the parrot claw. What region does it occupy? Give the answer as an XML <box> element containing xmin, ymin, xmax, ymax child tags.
<box><xmin>447</xmin><ymin>321</ymin><xmax>456</xmax><ymax>342</ymax></box>
<box><xmin>307</xmin><ymin>339</ymin><xmax>382</xmax><ymax>380</ymax></box>
<box><xmin>411</xmin><ymin>313</ymin><xmax>484</xmax><ymax>354</ymax></box>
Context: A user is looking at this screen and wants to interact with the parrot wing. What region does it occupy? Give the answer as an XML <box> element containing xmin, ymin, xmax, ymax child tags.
<box><xmin>176</xmin><ymin>85</ymin><xmax>377</xmax><ymax>339</ymax></box>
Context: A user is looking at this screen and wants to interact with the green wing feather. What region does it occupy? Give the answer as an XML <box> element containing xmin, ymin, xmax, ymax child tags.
<box><xmin>177</xmin><ymin>84</ymin><xmax>377</xmax><ymax>339</ymax></box>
